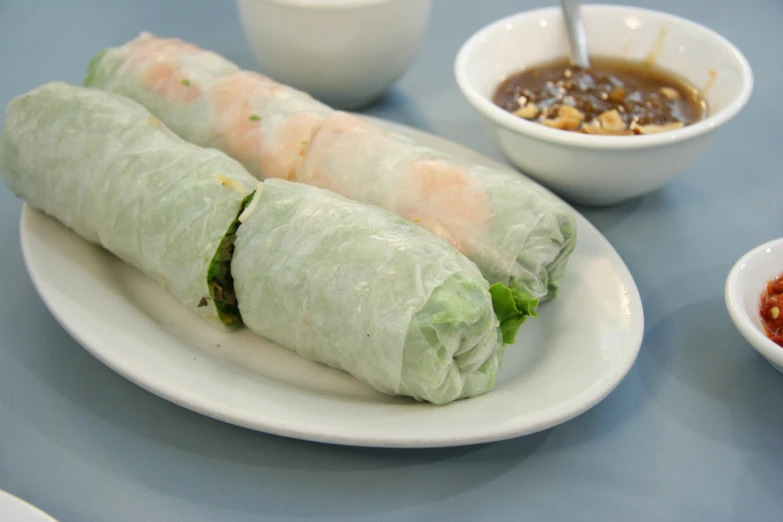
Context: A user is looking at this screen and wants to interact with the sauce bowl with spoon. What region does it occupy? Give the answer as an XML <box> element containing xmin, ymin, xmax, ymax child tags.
<box><xmin>455</xmin><ymin>4</ymin><xmax>753</xmax><ymax>205</ymax></box>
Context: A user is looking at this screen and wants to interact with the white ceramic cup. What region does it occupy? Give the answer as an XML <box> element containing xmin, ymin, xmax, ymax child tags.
<box><xmin>236</xmin><ymin>0</ymin><xmax>432</xmax><ymax>110</ymax></box>
<box><xmin>455</xmin><ymin>5</ymin><xmax>753</xmax><ymax>205</ymax></box>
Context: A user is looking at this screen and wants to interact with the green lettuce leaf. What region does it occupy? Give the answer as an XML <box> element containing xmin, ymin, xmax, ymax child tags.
<box><xmin>83</xmin><ymin>48</ymin><xmax>108</xmax><ymax>87</ymax></box>
<box><xmin>489</xmin><ymin>283</ymin><xmax>539</xmax><ymax>344</ymax></box>
<box><xmin>206</xmin><ymin>191</ymin><xmax>255</xmax><ymax>328</ymax></box>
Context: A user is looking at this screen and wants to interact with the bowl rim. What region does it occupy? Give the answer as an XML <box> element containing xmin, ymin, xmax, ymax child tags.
<box><xmin>725</xmin><ymin>237</ymin><xmax>783</xmax><ymax>369</ymax></box>
<box><xmin>454</xmin><ymin>4</ymin><xmax>754</xmax><ymax>150</ymax></box>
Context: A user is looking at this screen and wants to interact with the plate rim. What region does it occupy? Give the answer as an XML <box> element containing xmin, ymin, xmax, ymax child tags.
<box><xmin>18</xmin><ymin>117</ymin><xmax>645</xmax><ymax>448</ymax></box>
<box><xmin>0</xmin><ymin>490</ymin><xmax>58</xmax><ymax>522</ymax></box>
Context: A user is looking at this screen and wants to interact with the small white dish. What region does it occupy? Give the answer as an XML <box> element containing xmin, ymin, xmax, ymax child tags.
<box><xmin>235</xmin><ymin>0</ymin><xmax>431</xmax><ymax>109</ymax></box>
<box><xmin>726</xmin><ymin>238</ymin><xmax>783</xmax><ymax>374</ymax></box>
<box><xmin>0</xmin><ymin>490</ymin><xmax>57</xmax><ymax>522</ymax></box>
<box><xmin>454</xmin><ymin>4</ymin><xmax>753</xmax><ymax>205</ymax></box>
<box><xmin>19</xmin><ymin>117</ymin><xmax>643</xmax><ymax>448</ymax></box>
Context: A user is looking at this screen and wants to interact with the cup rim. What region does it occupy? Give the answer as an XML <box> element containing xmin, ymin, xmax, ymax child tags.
<box><xmin>238</xmin><ymin>0</ymin><xmax>408</xmax><ymax>9</ymax></box>
<box><xmin>454</xmin><ymin>4</ymin><xmax>754</xmax><ymax>150</ymax></box>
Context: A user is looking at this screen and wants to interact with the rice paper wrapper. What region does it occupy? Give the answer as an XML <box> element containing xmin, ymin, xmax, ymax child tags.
<box><xmin>298</xmin><ymin>112</ymin><xmax>578</xmax><ymax>300</ymax></box>
<box><xmin>0</xmin><ymin>81</ymin><xmax>258</xmax><ymax>328</ymax></box>
<box><xmin>232</xmin><ymin>179</ymin><xmax>504</xmax><ymax>404</ymax></box>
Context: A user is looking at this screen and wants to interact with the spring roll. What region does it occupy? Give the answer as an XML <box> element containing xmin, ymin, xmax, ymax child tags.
<box><xmin>299</xmin><ymin>113</ymin><xmax>577</xmax><ymax>298</ymax></box>
<box><xmin>85</xmin><ymin>33</ymin><xmax>576</xmax><ymax>300</ymax></box>
<box><xmin>0</xmin><ymin>81</ymin><xmax>258</xmax><ymax>328</ymax></box>
<box><xmin>233</xmin><ymin>179</ymin><xmax>535</xmax><ymax>404</ymax></box>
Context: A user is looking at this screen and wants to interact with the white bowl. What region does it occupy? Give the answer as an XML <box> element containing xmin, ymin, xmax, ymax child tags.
<box><xmin>236</xmin><ymin>0</ymin><xmax>432</xmax><ymax>110</ymax></box>
<box><xmin>725</xmin><ymin>238</ymin><xmax>783</xmax><ymax>374</ymax></box>
<box><xmin>454</xmin><ymin>4</ymin><xmax>753</xmax><ymax>205</ymax></box>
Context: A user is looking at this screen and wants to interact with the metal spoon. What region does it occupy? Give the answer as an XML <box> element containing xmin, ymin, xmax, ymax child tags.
<box><xmin>560</xmin><ymin>0</ymin><xmax>590</xmax><ymax>69</ymax></box>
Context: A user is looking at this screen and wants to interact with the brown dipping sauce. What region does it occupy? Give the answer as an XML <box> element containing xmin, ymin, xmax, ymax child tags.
<box><xmin>493</xmin><ymin>57</ymin><xmax>707</xmax><ymax>135</ymax></box>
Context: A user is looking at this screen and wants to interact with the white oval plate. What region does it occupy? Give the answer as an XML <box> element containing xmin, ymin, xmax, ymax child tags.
<box><xmin>19</xmin><ymin>118</ymin><xmax>644</xmax><ymax>448</ymax></box>
<box><xmin>725</xmin><ymin>237</ymin><xmax>783</xmax><ymax>374</ymax></box>
<box><xmin>0</xmin><ymin>491</ymin><xmax>57</xmax><ymax>522</ymax></box>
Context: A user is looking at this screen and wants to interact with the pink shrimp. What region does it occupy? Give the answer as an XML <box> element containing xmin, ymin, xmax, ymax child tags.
<box><xmin>298</xmin><ymin>112</ymin><xmax>381</xmax><ymax>193</ymax></box>
<box><xmin>394</xmin><ymin>160</ymin><xmax>488</xmax><ymax>254</ymax></box>
<box><xmin>320</xmin><ymin>111</ymin><xmax>379</xmax><ymax>135</ymax></box>
<box><xmin>124</xmin><ymin>35</ymin><xmax>203</xmax><ymax>103</ymax></box>
<box><xmin>257</xmin><ymin>112</ymin><xmax>327</xmax><ymax>181</ymax></box>
<box><xmin>209</xmin><ymin>71</ymin><xmax>284</xmax><ymax>171</ymax></box>
<box><xmin>301</xmin><ymin>111</ymin><xmax>487</xmax><ymax>252</ymax></box>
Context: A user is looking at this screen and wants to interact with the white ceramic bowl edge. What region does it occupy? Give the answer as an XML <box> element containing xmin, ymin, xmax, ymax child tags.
<box><xmin>455</xmin><ymin>4</ymin><xmax>753</xmax><ymax>205</ymax></box>
<box><xmin>725</xmin><ymin>238</ymin><xmax>783</xmax><ymax>374</ymax></box>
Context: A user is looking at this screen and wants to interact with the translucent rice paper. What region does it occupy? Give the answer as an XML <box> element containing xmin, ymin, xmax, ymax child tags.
<box><xmin>86</xmin><ymin>34</ymin><xmax>576</xmax><ymax>300</ymax></box>
<box><xmin>232</xmin><ymin>180</ymin><xmax>504</xmax><ymax>404</ymax></box>
<box><xmin>299</xmin><ymin>113</ymin><xmax>577</xmax><ymax>299</ymax></box>
<box><xmin>0</xmin><ymin>82</ymin><xmax>258</xmax><ymax>327</ymax></box>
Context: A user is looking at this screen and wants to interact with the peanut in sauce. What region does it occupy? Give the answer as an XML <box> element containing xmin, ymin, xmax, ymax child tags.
<box><xmin>493</xmin><ymin>57</ymin><xmax>707</xmax><ymax>135</ymax></box>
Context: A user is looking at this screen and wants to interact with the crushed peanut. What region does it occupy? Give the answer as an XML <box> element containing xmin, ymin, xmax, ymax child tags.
<box><xmin>558</xmin><ymin>105</ymin><xmax>585</xmax><ymax>121</ymax></box>
<box><xmin>581</xmin><ymin>125</ymin><xmax>633</xmax><ymax>136</ymax></box>
<box><xmin>598</xmin><ymin>109</ymin><xmax>626</xmax><ymax>132</ymax></box>
<box><xmin>636</xmin><ymin>122</ymin><xmax>685</xmax><ymax>134</ymax></box>
<box><xmin>541</xmin><ymin>117</ymin><xmax>582</xmax><ymax>131</ymax></box>
<box><xmin>659</xmin><ymin>87</ymin><xmax>680</xmax><ymax>100</ymax></box>
<box><xmin>772</xmin><ymin>307</ymin><xmax>780</xmax><ymax>320</ymax></box>
<box><xmin>513</xmin><ymin>102</ymin><xmax>540</xmax><ymax>120</ymax></box>
<box><xmin>608</xmin><ymin>87</ymin><xmax>627</xmax><ymax>103</ymax></box>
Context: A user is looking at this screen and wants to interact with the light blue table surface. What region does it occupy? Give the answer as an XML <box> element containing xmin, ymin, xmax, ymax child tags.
<box><xmin>0</xmin><ymin>1</ymin><xmax>781</xmax><ymax>520</ymax></box>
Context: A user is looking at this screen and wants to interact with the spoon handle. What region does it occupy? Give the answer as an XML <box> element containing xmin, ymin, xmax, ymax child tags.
<box><xmin>560</xmin><ymin>0</ymin><xmax>590</xmax><ymax>69</ymax></box>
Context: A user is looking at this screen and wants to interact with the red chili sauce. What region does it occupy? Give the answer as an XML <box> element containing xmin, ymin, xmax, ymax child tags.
<box><xmin>760</xmin><ymin>272</ymin><xmax>783</xmax><ymax>347</ymax></box>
